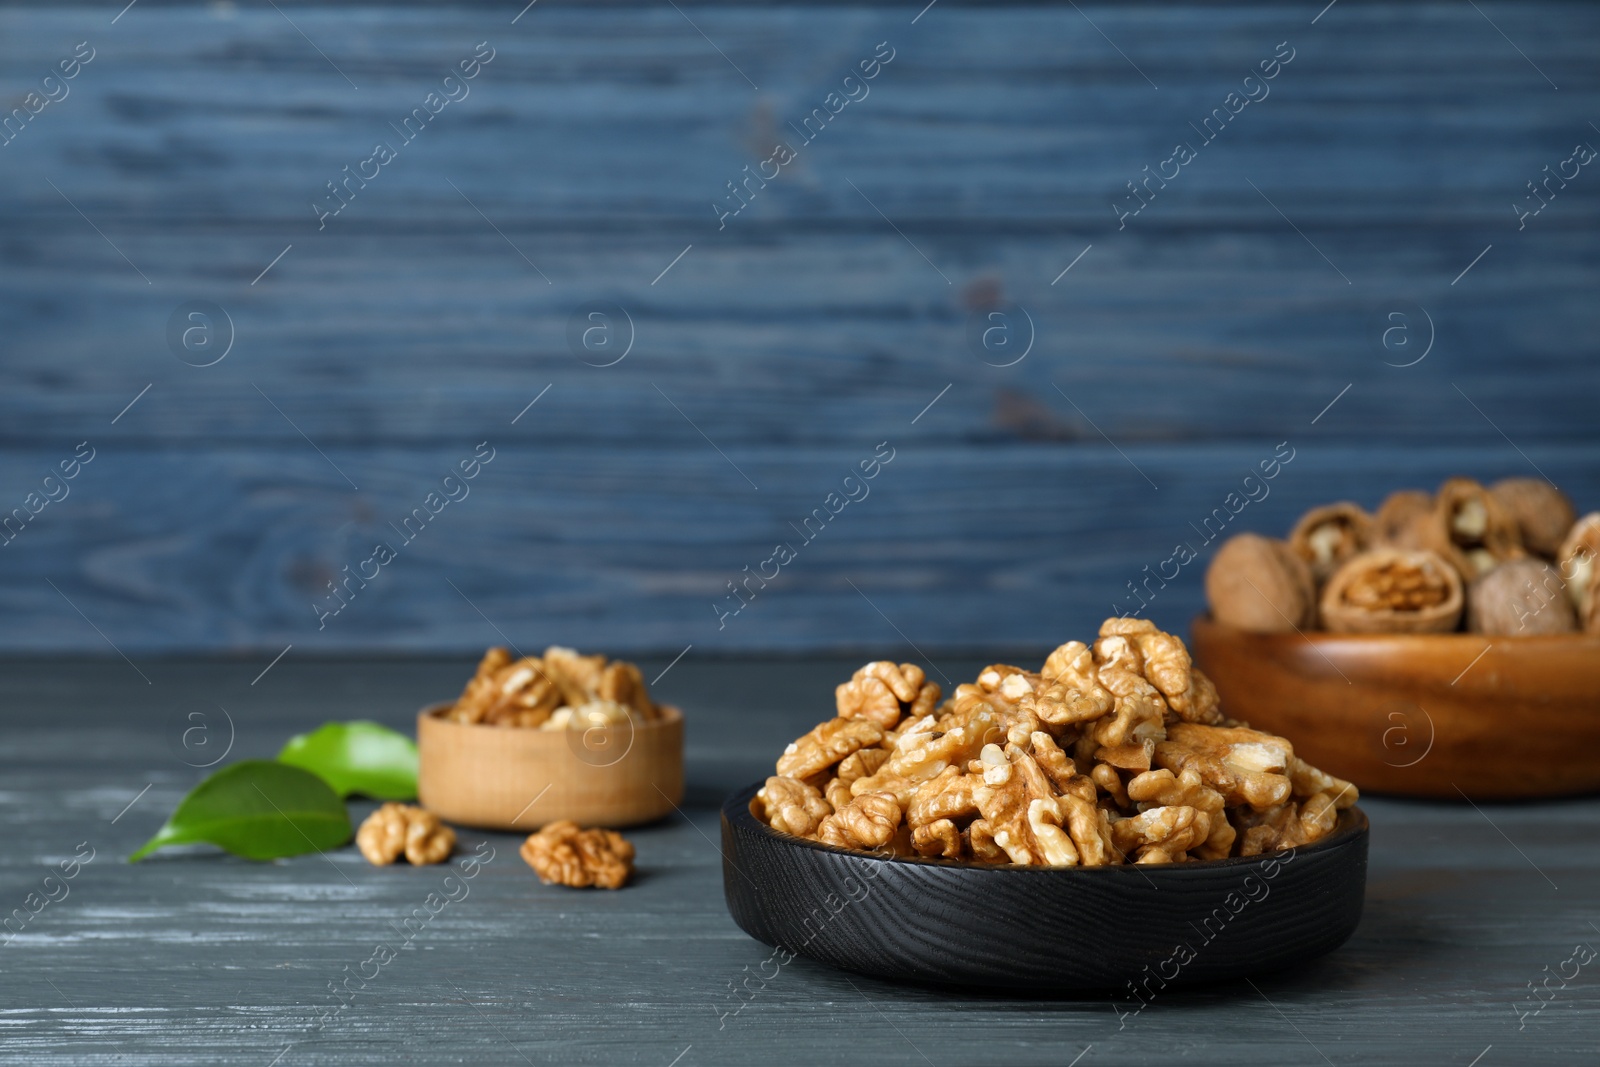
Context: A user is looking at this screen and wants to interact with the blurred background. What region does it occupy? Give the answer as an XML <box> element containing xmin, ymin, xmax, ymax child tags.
<box><xmin>1</xmin><ymin>0</ymin><xmax>1596</xmax><ymax>658</ymax></box>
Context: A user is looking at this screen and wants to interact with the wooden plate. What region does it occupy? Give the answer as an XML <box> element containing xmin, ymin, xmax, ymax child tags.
<box><xmin>720</xmin><ymin>783</ymin><xmax>1367</xmax><ymax>993</ymax></box>
<box><xmin>1189</xmin><ymin>616</ymin><xmax>1600</xmax><ymax>799</ymax></box>
<box><xmin>417</xmin><ymin>703</ymin><xmax>683</xmax><ymax>830</ymax></box>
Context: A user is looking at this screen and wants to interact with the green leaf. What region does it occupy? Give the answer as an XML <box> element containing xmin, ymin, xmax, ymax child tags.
<box><xmin>277</xmin><ymin>721</ymin><xmax>419</xmax><ymax>800</ymax></box>
<box><xmin>129</xmin><ymin>761</ymin><xmax>351</xmax><ymax>862</ymax></box>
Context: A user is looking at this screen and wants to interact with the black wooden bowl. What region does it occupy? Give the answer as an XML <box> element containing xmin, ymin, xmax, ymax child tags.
<box><xmin>721</xmin><ymin>783</ymin><xmax>1368</xmax><ymax>993</ymax></box>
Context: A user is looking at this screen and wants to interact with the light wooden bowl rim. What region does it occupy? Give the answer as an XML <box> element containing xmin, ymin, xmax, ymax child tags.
<box><xmin>733</xmin><ymin>782</ymin><xmax>1368</xmax><ymax>874</ymax></box>
<box><xmin>418</xmin><ymin>701</ymin><xmax>684</xmax><ymax>735</ymax></box>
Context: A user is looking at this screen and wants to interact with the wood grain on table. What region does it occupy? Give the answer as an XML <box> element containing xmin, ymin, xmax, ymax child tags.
<box><xmin>1</xmin><ymin>657</ymin><xmax>1595</xmax><ymax>1065</ymax></box>
<box><xmin>1</xmin><ymin>2</ymin><xmax>1596</xmax><ymax>653</ymax></box>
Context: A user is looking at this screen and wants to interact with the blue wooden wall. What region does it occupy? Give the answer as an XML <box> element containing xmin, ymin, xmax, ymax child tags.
<box><xmin>1</xmin><ymin>1</ymin><xmax>1596</xmax><ymax>655</ymax></box>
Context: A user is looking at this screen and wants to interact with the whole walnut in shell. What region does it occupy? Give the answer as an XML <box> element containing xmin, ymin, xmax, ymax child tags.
<box><xmin>1205</xmin><ymin>534</ymin><xmax>1315</xmax><ymax>633</ymax></box>
<box><xmin>1467</xmin><ymin>559</ymin><xmax>1577</xmax><ymax>635</ymax></box>
<box><xmin>1490</xmin><ymin>478</ymin><xmax>1576</xmax><ymax>560</ymax></box>
<box><xmin>1319</xmin><ymin>548</ymin><xmax>1463</xmax><ymax>633</ymax></box>
<box><xmin>1374</xmin><ymin>489</ymin><xmax>1433</xmax><ymax>548</ymax></box>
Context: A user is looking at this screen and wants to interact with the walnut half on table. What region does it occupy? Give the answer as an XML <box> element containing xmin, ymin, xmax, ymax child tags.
<box><xmin>753</xmin><ymin>619</ymin><xmax>1357</xmax><ymax>868</ymax></box>
<box><xmin>520</xmin><ymin>820</ymin><xmax>635</xmax><ymax>890</ymax></box>
<box><xmin>356</xmin><ymin>803</ymin><xmax>457</xmax><ymax>866</ymax></box>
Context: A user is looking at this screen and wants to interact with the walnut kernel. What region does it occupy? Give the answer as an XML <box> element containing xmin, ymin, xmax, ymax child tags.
<box><xmin>356</xmin><ymin>803</ymin><xmax>457</xmax><ymax>866</ymax></box>
<box><xmin>754</xmin><ymin>776</ymin><xmax>833</xmax><ymax>838</ymax></box>
<box><xmin>520</xmin><ymin>820</ymin><xmax>634</xmax><ymax>889</ymax></box>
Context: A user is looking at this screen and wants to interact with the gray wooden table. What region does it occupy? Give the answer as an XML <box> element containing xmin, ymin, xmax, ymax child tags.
<box><xmin>2</xmin><ymin>655</ymin><xmax>1596</xmax><ymax>1065</ymax></box>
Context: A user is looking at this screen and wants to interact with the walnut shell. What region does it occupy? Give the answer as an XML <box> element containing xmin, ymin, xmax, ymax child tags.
<box><xmin>1428</xmin><ymin>477</ymin><xmax>1525</xmax><ymax>580</ymax></box>
<box><xmin>1205</xmin><ymin>534</ymin><xmax>1314</xmax><ymax>633</ymax></box>
<box><xmin>1489</xmin><ymin>478</ymin><xmax>1576</xmax><ymax>560</ymax></box>
<box><xmin>1467</xmin><ymin>559</ymin><xmax>1577</xmax><ymax>635</ymax></box>
<box><xmin>1319</xmin><ymin>548</ymin><xmax>1464</xmax><ymax>634</ymax></box>
<box><xmin>1289</xmin><ymin>502</ymin><xmax>1372</xmax><ymax>584</ymax></box>
<box><xmin>1373</xmin><ymin>489</ymin><xmax>1433</xmax><ymax>548</ymax></box>
<box><xmin>1558</xmin><ymin>513</ymin><xmax>1600</xmax><ymax>633</ymax></box>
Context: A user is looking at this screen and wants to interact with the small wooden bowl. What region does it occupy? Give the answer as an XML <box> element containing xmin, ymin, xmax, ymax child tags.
<box><xmin>417</xmin><ymin>704</ymin><xmax>683</xmax><ymax>830</ymax></box>
<box><xmin>1190</xmin><ymin>616</ymin><xmax>1600</xmax><ymax>799</ymax></box>
<box><xmin>721</xmin><ymin>783</ymin><xmax>1367</xmax><ymax>993</ymax></box>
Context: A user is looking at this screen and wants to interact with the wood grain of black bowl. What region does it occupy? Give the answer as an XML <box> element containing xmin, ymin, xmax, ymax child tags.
<box><xmin>721</xmin><ymin>783</ymin><xmax>1368</xmax><ymax>993</ymax></box>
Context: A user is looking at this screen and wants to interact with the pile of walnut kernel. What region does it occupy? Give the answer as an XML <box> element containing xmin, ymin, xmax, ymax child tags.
<box><xmin>446</xmin><ymin>646</ymin><xmax>660</xmax><ymax>730</ymax></box>
<box><xmin>753</xmin><ymin>619</ymin><xmax>1357</xmax><ymax>866</ymax></box>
